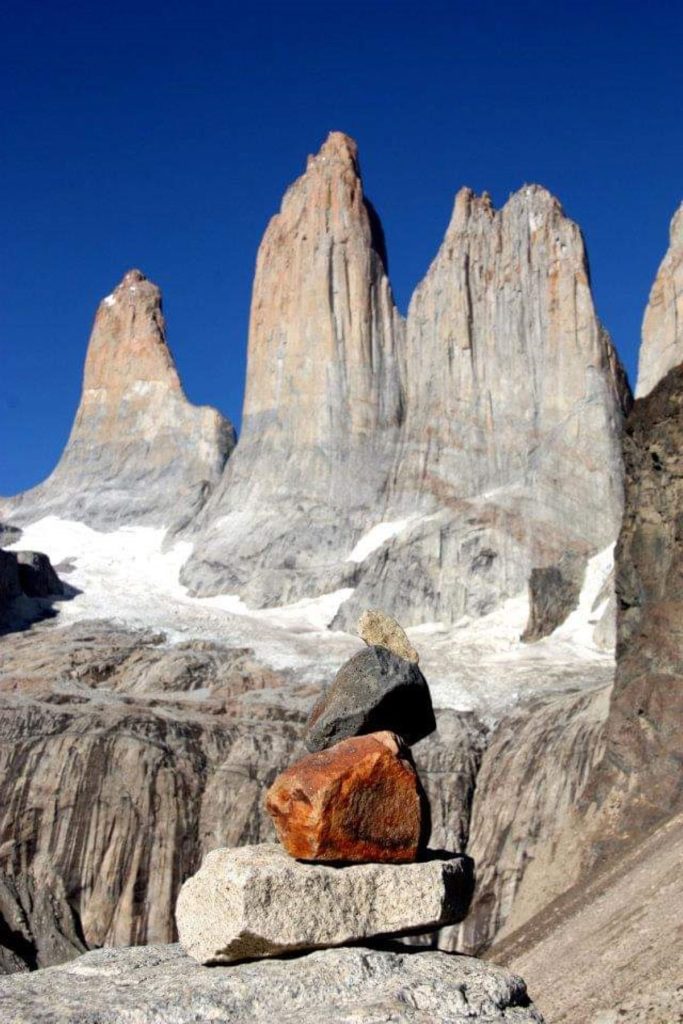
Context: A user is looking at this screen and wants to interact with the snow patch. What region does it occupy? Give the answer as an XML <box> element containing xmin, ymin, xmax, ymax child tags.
<box><xmin>198</xmin><ymin>587</ymin><xmax>354</xmax><ymax>632</ymax></box>
<box><xmin>554</xmin><ymin>544</ymin><xmax>614</xmax><ymax>648</ymax></box>
<box><xmin>5</xmin><ymin>518</ymin><xmax>614</xmax><ymax>719</ymax></box>
<box><xmin>346</xmin><ymin>519</ymin><xmax>412</xmax><ymax>563</ymax></box>
<box><xmin>103</xmin><ymin>295</ymin><xmax>116</xmax><ymax>307</ymax></box>
<box><xmin>130</xmin><ymin>381</ymin><xmax>154</xmax><ymax>396</ymax></box>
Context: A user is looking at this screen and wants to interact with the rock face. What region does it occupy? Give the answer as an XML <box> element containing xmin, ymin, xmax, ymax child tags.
<box><xmin>0</xmin><ymin>621</ymin><xmax>484</xmax><ymax>972</ymax></box>
<box><xmin>456</xmin><ymin>686</ymin><xmax>610</xmax><ymax>955</ymax></box>
<box><xmin>2</xmin><ymin>270</ymin><xmax>235</xmax><ymax>530</ymax></box>
<box><xmin>636</xmin><ymin>203</ymin><xmax>683</xmax><ymax>397</ymax></box>
<box><xmin>182</xmin><ymin>132</ymin><xmax>405</xmax><ymax>604</ymax></box>
<box><xmin>305</xmin><ymin>646</ymin><xmax>435</xmax><ymax>752</ymax></box>
<box><xmin>492</xmin><ymin>814</ymin><xmax>683</xmax><ymax>1024</ymax></box>
<box><xmin>579</xmin><ymin>362</ymin><xmax>683</xmax><ymax>857</ymax></box>
<box><xmin>0</xmin><ymin>549</ymin><xmax>65</xmax><ymax>631</ymax></box>
<box><xmin>183</xmin><ymin>134</ymin><xmax>628</xmax><ymax>632</ymax></box>
<box><xmin>0</xmin><ymin>943</ymin><xmax>544</xmax><ymax>1024</ymax></box>
<box><xmin>176</xmin><ymin>843</ymin><xmax>473</xmax><ymax>964</ymax></box>
<box><xmin>521</xmin><ymin>554</ymin><xmax>584</xmax><ymax>642</ymax></box>
<box><xmin>265</xmin><ymin>732</ymin><xmax>424</xmax><ymax>862</ymax></box>
<box><xmin>0</xmin><ymin>623</ymin><xmax>301</xmax><ymax>972</ymax></box>
<box><xmin>337</xmin><ymin>187</ymin><xmax>629</xmax><ymax>627</ymax></box>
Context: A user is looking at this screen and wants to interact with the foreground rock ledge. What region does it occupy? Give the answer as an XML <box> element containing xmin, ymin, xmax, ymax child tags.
<box><xmin>0</xmin><ymin>943</ymin><xmax>544</xmax><ymax>1023</ymax></box>
<box><xmin>176</xmin><ymin>843</ymin><xmax>473</xmax><ymax>964</ymax></box>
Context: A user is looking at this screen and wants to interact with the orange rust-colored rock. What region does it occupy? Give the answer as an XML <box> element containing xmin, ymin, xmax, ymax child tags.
<box><xmin>265</xmin><ymin>731</ymin><xmax>423</xmax><ymax>863</ymax></box>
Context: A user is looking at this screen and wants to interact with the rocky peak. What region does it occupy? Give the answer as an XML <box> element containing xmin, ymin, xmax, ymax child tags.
<box><xmin>82</xmin><ymin>269</ymin><xmax>181</xmax><ymax>396</ymax></box>
<box><xmin>636</xmin><ymin>201</ymin><xmax>683</xmax><ymax>397</ymax></box>
<box><xmin>183</xmin><ymin>141</ymin><xmax>629</xmax><ymax>624</ymax></box>
<box><xmin>335</xmin><ymin>183</ymin><xmax>629</xmax><ymax>627</ymax></box>
<box><xmin>2</xmin><ymin>271</ymin><xmax>235</xmax><ymax>530</ymax></box>
<box><xmin>241</xmin><ymin>131</ymin><xmax>403</xmax><ymax>452</ymax></box>
<box><xmin>181</xmin><ymin>133</ymin><xmax>405</xmax><ymax>604</ymax></box>
<box><xmin>305</xmin><ymin>130</ymin><xmax>359</xmax><ymax>170</ymax></box>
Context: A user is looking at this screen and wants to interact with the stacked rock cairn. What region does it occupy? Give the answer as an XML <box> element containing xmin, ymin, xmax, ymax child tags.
<box><xmin>176</xmin><ymin>610</ymin><xmax>475</xmax><ymax>965</ymax></box>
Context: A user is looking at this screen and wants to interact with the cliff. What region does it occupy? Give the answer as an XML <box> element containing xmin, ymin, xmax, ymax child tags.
<box><xmin>636</xmin><ymin>203</ymin><xmax>683</xmax><ymax>398</ymax></box>
<box><xmin>338</xmin><ymin>186</ymin><xmax>629</xmax><ymax>626</ymax></box>
<box><xmin>2</xmin><ymin>270</ymin><xmax>235</xmax><ymax>530</ymax></box>
<box><xmin>181</xmin><ymin>132</ymin><xmax>405</xmax><ymax>605</ymax></box>
<box><xmin>184</xmin><ymin>135</ymin><xmax>629</xmax><ymax>631</ymax></box>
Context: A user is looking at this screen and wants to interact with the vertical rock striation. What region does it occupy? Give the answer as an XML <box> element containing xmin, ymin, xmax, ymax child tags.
<box><xmin>0</xmin><ymin>622</ymin><xmax>484</xmax><ymax>973</ymax></box>
<box><xmin>2</xmin><ymin>270</ymin><xmax>235</xmax><ymax>530</ymax></box>
<box><xmin>580</xmin><ymin>360</ymin><xmax>683</xmax><ymax>855</ymax></box>
<box><xmin>185</xmin><ymin>136</ymin><xmax>629</xmax><ymax>626</ymax></box>
<box><xmin>636</xmin><ymin>202</ymin><xmax>683</xmax><ymax>398</ymax></box>
<box><xmin>336</xmin><ymin>185</ymin><xmax>629</xmax><ymax>626</ymax></box>
<box><xmin>181</xmin><ymin>133</ymin><xmax>405</xmax><ymax>604</ymax></box>
<box><xmin>455</xmin><ymin>685</ymin><xmax>610</xmax><ymax>955</ymax></box>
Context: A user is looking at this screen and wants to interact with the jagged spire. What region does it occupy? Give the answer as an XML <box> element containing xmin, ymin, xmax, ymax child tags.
<box><xmin>3</xmin><ymin>272</ymin><xmax>235</xmax><ymax>529</ymax></box>
<box><xmin>636</xmin><ymin>201</ymin><xmax>683</xmax><ymax>398</ymax></box>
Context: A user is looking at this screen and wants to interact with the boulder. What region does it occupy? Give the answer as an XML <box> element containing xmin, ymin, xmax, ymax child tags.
<box><xmin>305</xmin><ymin>646</ymin><xmax>435</xmax><ymax>752</ymax></box>
<box><xmin>0</xmin><ymin>551</ymin><xmax>22</xmax><ymax>608</ymax></box>
<box><xmin>265</xmin><ymin>731</ymin><xmax>423</xmax><ymax>862</ymax></box>
<box><xmin>15</xmin><ymin>551</ymin><xmax>64</xmax><ymax>598</ymax></box>
<box><xmin>0</xmin><ymin>943</ymin><xmax>543</xmax><ymax>1023</ymax></box>
<box><xmin>358</xmin><ymin>608</ymin><xmax>419</xmax><ymax>663</ymax></box>
<box><xmin>521</xmin><ymin>554</ymin><xmax>584</xmax><ymax>643</ymax></box>
<box><xmin>175</xmin><ymin>843</ymin><xmax>474</xmax><ymax>965</ymax></box>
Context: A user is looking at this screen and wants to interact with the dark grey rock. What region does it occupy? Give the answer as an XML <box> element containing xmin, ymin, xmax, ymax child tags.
<box><xmin>0</xmin><ymin>942</ymin><xmax>544</xmax><ymax>1023</ymax></box>
<box><xmin>0</xmin><ymin>524</ymin><xmax>22</xmax><ymax>547</ymax></box>
<box><xmin>521</xmin><ymin>554</ymin><xmax>585</xmax><ymax>643</ymax></box>
<box><xmin>15</xmin><ymin>552</ymin><xmax>64</xmax><ymax>598</ymax></box>
<box><xmin>0</xmin><ymin>550</ymin><xmax>68</xmax><ymax>632</ymax></box>
<box><xmin>582</xmin><ymin>361</ymin><xmax>683</xmax><ymax>851</ymax></box>
<box><xmin>0</xmin><ymin>551</ymin><xmax>22</xmax><ymax>608</ymax></box>
<box><xmin>305</xmin><ymin>646</ymin><xmax>436</xmax><ymax>752</ymax></box>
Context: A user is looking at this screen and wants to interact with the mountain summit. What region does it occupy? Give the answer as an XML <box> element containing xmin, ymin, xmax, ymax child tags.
<box><xmin>2</xmin><ymin>270</ymin><xmax>235</xmax><ymax>529</ymax></box>
<box><xmin>182</xmin><ymin>134</ymin><xmax>630</xmax><ymax>627</ymax></box>
<box><xmin>636</xmin><ymin>202</ymin><xmax>683</xmax><ymax>398</ymax></box>
<box><xmin>180</xmin><ymin>131</ymin><xmax>406</xmax><ymax>603</ymax></box>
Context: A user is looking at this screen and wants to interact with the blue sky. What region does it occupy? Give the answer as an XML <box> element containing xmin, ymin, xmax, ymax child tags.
<box><xmin>1</xmin><ymin>0</ymin><xmax>681</xmax><ymax>495</ymax></box>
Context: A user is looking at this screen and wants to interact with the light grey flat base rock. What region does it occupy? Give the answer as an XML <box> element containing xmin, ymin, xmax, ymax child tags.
<box><xmin>176</xmin><ymin>843</ymin><xmax>473</xmax><ymax>964</ymax></box>
<box><xmin>0</xmin><ymin>942</ymin><xmax>544</xmax><ymax>1023</ymax></box>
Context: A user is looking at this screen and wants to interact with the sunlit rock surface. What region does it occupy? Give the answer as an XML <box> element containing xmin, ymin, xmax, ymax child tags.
<box><xmin>336</xmin><ymin>185</ymin><xmax>629</xmax><ymax>627</ymax></box>
<box><xmin>182</xmin><ymin>132</ymin><xmax>405</xmax><ymax>605</ymax></box>
<box><xmin>636</xmin><ymin>202</ymin><xmax>683</xmax><ymax>397</ymax></box>
<box><xmin>184</xmin><ymin>135</ymin><xmax>629</xmax><ymax>632</ymax></box>
<box><xmin>0</xmin><ymin>943</ymin><xmax>544</xmax><ymax>1023</ymax></box>
<box><xmin>1</xmin><ymin>270</ymin><xmax>235</xmax><ymax>530</ymax></box>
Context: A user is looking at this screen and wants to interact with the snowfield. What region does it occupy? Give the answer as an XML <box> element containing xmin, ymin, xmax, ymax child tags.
<box><xmin>7</xmin><ymin>517</ymin><xmax>615</xmax><ymax>720</ymax></box>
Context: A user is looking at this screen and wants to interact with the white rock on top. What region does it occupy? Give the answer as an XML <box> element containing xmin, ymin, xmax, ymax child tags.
<box><xmin>176</xmin><ymin>843</ymin><xmax>473</xmax><ymax>965</ymax></box>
